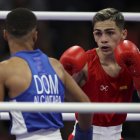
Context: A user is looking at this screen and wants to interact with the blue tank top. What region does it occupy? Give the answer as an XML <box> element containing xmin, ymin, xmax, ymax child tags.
<box><xmin>9</xmin><ymin>49</ymin><xmax>65</xmax><ymax>135</ymax></box>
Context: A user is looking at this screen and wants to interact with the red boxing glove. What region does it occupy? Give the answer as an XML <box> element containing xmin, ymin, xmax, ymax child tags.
<box><xmin>60</xmin><ymin>45</ymin><xmax>87</xmax><ymax>75</ymax></box>
<box><xmin>114</xmin><ymin>40</ymin><xmax>140</xmax><ymax>76</ymax></box>
<box><xmin>114</xmin><ymin>40</ymin><xmax>140</xmax><ymax>91</ymax></box>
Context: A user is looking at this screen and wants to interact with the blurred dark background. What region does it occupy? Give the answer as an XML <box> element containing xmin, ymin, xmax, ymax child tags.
<box><xmin>0</xmin><ymin>0</ymin><xmax>140</xmax><ymax>140</ymax></box>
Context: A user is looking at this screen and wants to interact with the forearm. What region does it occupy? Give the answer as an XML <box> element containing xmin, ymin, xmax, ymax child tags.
<box><xmin>73</xmin><ymin>113</ymin><xmax>93</xmax><ymax>140</ymax></box>
<box><xmin>78</xmin><ymin>113</ymin><xmax>93</xmax><ymax>131</ymax></box>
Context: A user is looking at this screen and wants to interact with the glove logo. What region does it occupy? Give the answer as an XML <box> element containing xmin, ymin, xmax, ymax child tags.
<box><xmin>100</xmin><ymin>85</ymin><xmax>109</xmax><ymax>92</ymax></box>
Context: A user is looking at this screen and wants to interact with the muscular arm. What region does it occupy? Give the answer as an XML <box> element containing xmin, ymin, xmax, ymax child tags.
<box><xmin>49</xmin><ymin>57</ymin><xmax>89</xmax><ymax>102</ymax></box>
<box><xmin>50</xmin><ymin>58</ymin><xmax>92</xmax><ymax>130</ymax></box>
<box><xmin>64</xmin><ymin>69</ymin><xmax>92</xmax><ymax>130</ymax></box>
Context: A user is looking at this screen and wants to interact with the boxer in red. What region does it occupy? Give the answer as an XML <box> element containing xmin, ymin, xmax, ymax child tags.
<box><xmin>60</xmin><ymin>7</ymin><xmax>140</xmax><ymax>140</ymax></box>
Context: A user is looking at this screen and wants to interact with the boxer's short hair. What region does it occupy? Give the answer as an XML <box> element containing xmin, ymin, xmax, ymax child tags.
<box><xmin>5</xmin><ymin>8</ymin><xmax>37</xmax><ymax>37</ymax></box>
<box><xmin>92</xmin><ymin>8</ymin><xmax>125</xmax><ymax>30</ymax></box>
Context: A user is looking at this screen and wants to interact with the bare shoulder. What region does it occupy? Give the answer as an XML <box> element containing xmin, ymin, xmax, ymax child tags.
<box><xmin>48</xmin><ymin>57</ymin><xmax>65</xmax><ymax>82</ymax></box>
<box><xmin>0</xmin><ymin>60</ymin><xmax>10</xmax><ymax>81</ymax></box>
<box><xmin>48</xmin><ymin>57</ymin><xmax>63</xmax><ymax>70</ymax></box>
<box><xmin>0</xmin><ymin>57</ymin><xmax>27</xmax><ymax>80</ymax></box>
<box><xmin>49</xmin><ymin>57</ymin><xmax>61</xmax><ymax>66</ymax></box>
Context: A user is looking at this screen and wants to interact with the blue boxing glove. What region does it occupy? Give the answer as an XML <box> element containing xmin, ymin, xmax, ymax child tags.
<box><xmin>73</xmin><ymin>123</ymin><xmax>93</xmax><ymax>140</ymax></box>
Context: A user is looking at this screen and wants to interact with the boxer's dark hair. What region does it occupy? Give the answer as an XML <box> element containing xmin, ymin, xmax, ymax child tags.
<box><xmin>92</xmin><ymin>8</ymin><xmax>125</xmax><ymax>30</ymax></box>
<box><xmin>5</xmin><ymin>8</ymin><xmax>37</xmax><ymax>37</ymax></box>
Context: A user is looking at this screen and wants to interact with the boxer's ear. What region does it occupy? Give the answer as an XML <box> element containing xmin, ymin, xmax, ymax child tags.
<box><xmin>32</xmin><ymin>30</ymin><xmax>38</xmax><ymax>43</ymax></box>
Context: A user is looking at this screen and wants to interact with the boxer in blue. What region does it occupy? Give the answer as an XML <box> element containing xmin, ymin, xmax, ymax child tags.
<box><xmin>0</xmin><ymin>8</ymin><xmax>93</xmax><ymax>140</ymax></box>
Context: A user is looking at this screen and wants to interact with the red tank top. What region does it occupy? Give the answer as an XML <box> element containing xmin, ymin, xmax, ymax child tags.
<box><xmin>82</xmin><ymin>49</ymin><xmax>134</xmax><ymax>126</ymax></box>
